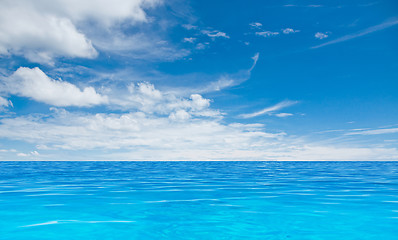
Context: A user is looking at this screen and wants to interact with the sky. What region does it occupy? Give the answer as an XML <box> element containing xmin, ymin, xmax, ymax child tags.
<box><xmin>0</xmin><ymin>0</ymin><xmax>397</xmax><ymax>160</ymax></box>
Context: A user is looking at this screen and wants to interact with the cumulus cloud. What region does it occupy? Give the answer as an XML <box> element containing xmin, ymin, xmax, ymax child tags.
<box><xmin>240</xmin><ymin>100</ymin><xmax>298</xmax><ymax>118</ymax></box>
<box><xmin>314</xmin><ymin>32</ymin><xmax>329</xmax><ymax>39</ymax></box>
<box><xmin>169</xmin><ymin>109</ymin><xmax>191</xmax><ymax>121</ymax></box>
<box><xmin>0</xmin><ymin>0</ymin><xmax>161</xmax><ymax>64</ymax></box>
<box><xmin>110</xmin><ymin>81</ymin><xmax>218</xmax><ymax>118</ymax></box>
<box><xmin>3</xmin><ymin>67</ymin><xmax>108</xmax><ymax>107</ymax></box>
<box><xmin>255</xmin><ymin>31</ymin><xmax>279</xmax><ymax>37</ymax></box>
<box><xmin>282</xmin><ymin>28</ymin><xmax>300</xmax><ymax>34</ymax></box>
<box><xmin>0</xmin><ymin>7</ymin><xmax>97</xmax><ymax>64</ymax></box>
<box><xmin>53</xmin><ymin>0</ymin><xmax>160</xmax><ymax>26</ymax></box>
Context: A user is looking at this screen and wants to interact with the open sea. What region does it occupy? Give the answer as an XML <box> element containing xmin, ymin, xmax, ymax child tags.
<box><xmin>0</xmin><ymin>161</ymin><xmax>397</xmax><ymax>239</ymax></box>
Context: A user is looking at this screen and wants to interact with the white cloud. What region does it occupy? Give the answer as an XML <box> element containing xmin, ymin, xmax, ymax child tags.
<box><xmin>0</xmin><ymin>8</ymin><xmax>97</xmax><ymax>64</ymax></box>
<box><xmin>201</xmin><ymin>30</ymin><xmax>230</xmax><ymax>39</ymax></box>
<box><xmin>0</xmin><ymin>96</ymin><xmax>12</xmax><ymax>112</ymax></box>
<box><xmin>282</xmin><ymin>28</ymin><xmax>300</xmax><ymax>34</ymax></box>
<box><xmin>284</xmin><ymin>145</ymin><xmax>398</xmax><ymax>161</ymax></box>
<box><xmin>346</xmin><ymin>127</ymin><xmax>398</xmax><ymax>135</ymax></box>
<box><xmin>0</xmin><ymin>149</ymin><xmax>16</xmax><ymax>153</ymax></box>
<box><xmin>3</xmin><ymin>67</ymin><xmax>108</xmax><ymax>107</ymax></box>
<box><xmin>312</xmin><ymin>18</ymin><xmax>398</xmax><ymax>49</ymax></box>
<box><xmin>249</xmin><ymin>53</ymin><xmax>260</xmax><ymax>72</ymax></box>
<box><xmin>0</xmin><ymin>108</ymin><xmax>279</xmax><ymax>153</ymax></box>
<box><xmin>0</xmin><ymin>96</ymin><xmax>9</xmax><ymax>107</ymax></box>
<box><xmin>169</xmin><ymin>109</ymin><xmax>191</xmax><ymax>121</ymax></box>
<box><xmin>314</xmin><ymin>32</ymin><xmax>329</xmax><ymax>39</ymax></box>
<box><xmin>1</xmin><ymin>109</ymin><xmax>397</xmax><ymax>160</ymax></box>
<box><xmin>240</xmin><ymin>100</ymin><xmax>298</xmax><ymax>118</ymax></box>
<box><xmin>0</xmin><ymin>0</ymin><xmax>161</xmax><ymax>64</ymax></box>
<box><xmin>190</xmin><ymin>94</ymin><xmax>210</xmax><ymax>110</ymax></box>
<box><xmin>197</xmin><ymin>76</ymin><xmax>235</xmax><ymax>92</ymax></box>
<box><xmin>192</xmin><ymin>52</ymin><xmax>259</xmax><ymax>93</ymax></box>
<box><xmin>183</xmin><ymin>37</ymin><xmax>196</xmax><ymax>43</ymax></box>
<box><xmin>17</xmin><ymin>151</ymin><xmax>39</xmax><ymax>157</ymax></box>
<box><xmin>53</xmin><ymin>0</ymin><xmax>160</xmax><ymax>26</ymax></box>
<box><xmin>255</xmin><ymin>31</ymin><xmax>279</xmax><ymax>37</ymax></box>
<box><xmin>249</xmin><ymin>22</ymin><xmax>262</xmax><ymax>28</ymax></box>
<box><xmin>275</xmin><ymin>113</ymin><xmax>293</xmax><ymax>117</ymax></box>
<box><xmin>195</xmin><ymin>43</ymin><xmax>209</xmax><ymax>50</ymax></box>
<box><xmin>109</xmin><ymin>82</ymin><xmax>219</xmax><ymax>118</ymax></box>
<box><xmin>182</xmin><ymin>24</ymin><xmax>198</xmax><ymax>30</ymax></box>
<box><xmin>93</xmin><ymin>33</ymin><xmax>190</xmax><ymax>61</ymax></box>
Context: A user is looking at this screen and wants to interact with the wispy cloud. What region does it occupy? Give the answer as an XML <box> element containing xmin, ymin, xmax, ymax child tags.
<box><xmin>275</xmin><ymin>113</ymin><xmax>293</xmax><ymax>118</ymax></box>
<box><xmin>196</xmin><ymin>52</ymin><xmax>260</xmax><ymax>93</ymax></box>
<box><xmin>312</xmin><ymin>18</ymin><xmax>398</xmax><ymax>49</ymax></box>
<box><xmin>249</xmin><ymin>52</ymin><xmax>260</xmax><ymax>72</ymax></box>
<box><xmin>182</xmin><ymin>24</ymin><xmax>198</xmax><ymax>30</ymax></box>
<box><xmin>255</xmin><ymin>31</ymin><xmax>279</xmax><ymax>37</ymax></box>
<box><xmin>346</xmin><ymin>127</ymin><xmax>398</xmax><ymax>135</ymax></box>
<box><xmin>201</xmin><ymin>30</ymin><xmax>230</xmax><ymax>39</ymax></box>
<box><xmin>284</xmin><ymin>4</ymin><xmax>323</xmax><ymax>8</ymax></box>
<box><xmin>239</xmin><ymin>100</ymin><xmax>298</xmax><ymax>119</ymax></box>
<box><xmin>183</xmin><ymin>37</ymin><xmax>196</xmax><ymax>43</ymax></box>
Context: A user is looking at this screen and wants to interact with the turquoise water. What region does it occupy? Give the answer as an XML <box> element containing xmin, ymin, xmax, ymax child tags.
<box><xmin>0</xmin><ymin>161</ymin><xmax>397</xmax><ymax>239</ymax></box>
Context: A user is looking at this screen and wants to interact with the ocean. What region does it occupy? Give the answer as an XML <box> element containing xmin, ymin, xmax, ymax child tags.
<box><xmin>0</xmin><ymin>161</ymin><xmax>397</xmax><ymax>239</ymax></box>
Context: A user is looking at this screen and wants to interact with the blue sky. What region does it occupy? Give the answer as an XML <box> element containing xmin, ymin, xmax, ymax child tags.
<box><xmin>0</xmin><ymin>0</ymin><xmax>397</xmax><ymax>160</ymax></box>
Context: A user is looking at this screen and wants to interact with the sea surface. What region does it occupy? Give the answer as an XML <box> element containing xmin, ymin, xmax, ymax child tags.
<box><xmin>0</xmin><ymin>161</ymin><xmax>397</xmax><ymax>240</ymax></box>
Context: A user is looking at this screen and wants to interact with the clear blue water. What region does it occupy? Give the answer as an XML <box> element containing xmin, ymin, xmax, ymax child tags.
<box><xmin>0</xmin><ymin>161</ymin><xmax>397</xmax><ymax>240</ymax></box>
